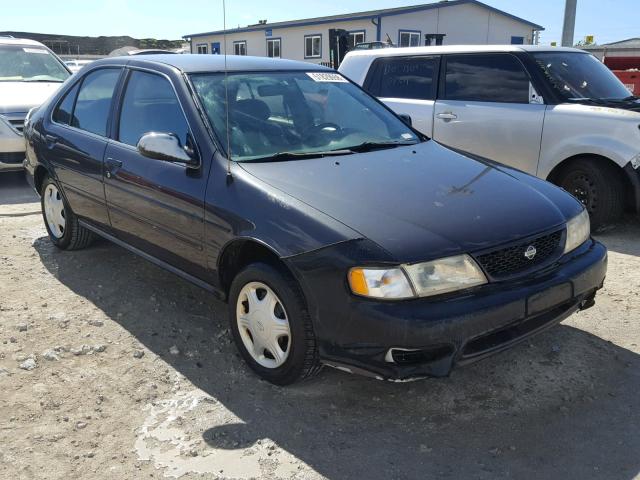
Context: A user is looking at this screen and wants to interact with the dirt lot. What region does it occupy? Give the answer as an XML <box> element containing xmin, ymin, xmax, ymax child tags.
<box><xmin>1</xmin><ymin>171</ymin><xmax>639</xmax><ymax>480</ymax></box>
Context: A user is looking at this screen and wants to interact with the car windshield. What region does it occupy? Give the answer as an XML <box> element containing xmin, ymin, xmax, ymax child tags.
<box><xmin>0</xmin><ymin>44</ymin><xmax>69</xmax><ymax>82</ymax></box>
<box><xmin>532</xmin><ymin>51</ymin><xmax>632</xmax><ymax>101</ymax></box>
<box><xmin>190</xmin><ymin>71</ymin><xmax>420</xmax><ymax>162</ymax></box>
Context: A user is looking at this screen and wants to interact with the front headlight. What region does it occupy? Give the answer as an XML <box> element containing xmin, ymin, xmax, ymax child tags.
<box><xmin>404</xmin><ymin>254</ymin><xmax>487</xmax><ymax>297</ymax></box>
<box><xmin>348</xmin><ymin>267</ymin><xmax>414</xmax><ymax>299</ymax></box>
<box><xmin>348</xmin><ymin>254</ymin><xmax>487</xmax><ymax>300</ymax></box>
<box><xmin>0</xmin><ymin>115</ymin><xmax>13</xmax><ymax>136</ymax></box>
<box><xmin>564</xmin><ymin>209</ymin><xmax>590</xmax><ymax>254</ymax></box>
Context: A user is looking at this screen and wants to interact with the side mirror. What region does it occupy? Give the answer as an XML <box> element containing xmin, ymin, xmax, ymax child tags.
<box><xmin>137</xmin><ymin>132</ymin><xmax>199</xmax><ymax>168</ymax></box>
<box><xmin>398</xmin><ymin>114</ymin><xmax>412</xmax><ymax>126</ymax></box>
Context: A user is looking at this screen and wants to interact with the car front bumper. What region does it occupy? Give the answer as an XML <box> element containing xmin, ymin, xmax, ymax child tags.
<box><xmin>287</xmin><ymin>238</ymin><xmax>607</xmax><ymax>381</ymax></box>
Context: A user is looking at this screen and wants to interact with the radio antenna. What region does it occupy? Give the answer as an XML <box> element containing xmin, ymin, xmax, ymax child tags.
<box><xmin>223</xmin><ymin>0</ymin><xmax>232</xmax><ymax>178</ymax></box>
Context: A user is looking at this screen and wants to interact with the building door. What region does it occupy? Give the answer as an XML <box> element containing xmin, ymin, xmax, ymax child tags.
<box><xmin>212</xmin><ymin>42</ymin><xmax>221</xmax><ymax>54</ymax></box>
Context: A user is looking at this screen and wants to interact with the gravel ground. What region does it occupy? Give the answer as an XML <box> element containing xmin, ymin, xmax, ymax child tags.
<box><xmin>1</xmin><ymin>171</ymin><xmax>639</xmax><ymax>480</ymax></box>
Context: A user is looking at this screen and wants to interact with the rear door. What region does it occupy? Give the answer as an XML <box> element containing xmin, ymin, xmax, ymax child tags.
<box><xmin>45</xmin><ymin>67</ymin><xmax>122</xmax><ymax>229</ymax></box>
<box><xmin>363</xmin><ymin>55</ymin><xmax>439</xmax><ymax>136</ymax></box>
<box><xmin>433</xmin><ymin>53</ymin><xmax>545</xmax><ymax>174</ymax></box>
<box><xmin>103</xmin><ymin>68</ymin><xmax>211</xmax><ymax>280</ymax></box>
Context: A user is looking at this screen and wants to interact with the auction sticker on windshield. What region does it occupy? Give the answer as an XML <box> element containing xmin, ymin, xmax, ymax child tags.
<box><xmin>306</xmin><ymin>72</ymin><xmax>348</xmax><ymax>83</ymax></box>
<box><xmin>23</xmin><ymin>48</ymin><xmax>49</xmax><ymax>54</ymax></box>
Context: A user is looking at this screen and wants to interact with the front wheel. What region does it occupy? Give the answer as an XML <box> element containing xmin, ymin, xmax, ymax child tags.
<box><xmin>554</xmin><ymin>158</ymin><xmax>625</xmax><ymax>231</ymax></box>
<box><xmin>228</xmin><ymin>262</ymin><xmax>321</xmax><ymax>385</ymax></box>
<box><xmin>41</xmin><ymin>175</ymin><xmax>94</xmax><ymax>250</ymax></box>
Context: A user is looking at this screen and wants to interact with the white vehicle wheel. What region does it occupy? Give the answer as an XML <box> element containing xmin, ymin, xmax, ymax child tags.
<box><xmin>236</xmin><ymin>281</ymin><xmax>291</xmax><ymax>369</ymax></box>
<box><xmin>43</xmin><ymin>183</ymin><xmax>66</xmax><ymax>239</ymax></box>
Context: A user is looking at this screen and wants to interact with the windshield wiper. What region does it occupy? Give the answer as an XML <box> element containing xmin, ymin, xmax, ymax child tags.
<box><xmin>23</xmin><ymin>79</ymin><xmax>64</xmax><ymax>83</ymax></box>
<box><xmin>567</xmin><ymin>95</ymin><xmax>639</xmax><ymax>104</ymax></box>
<box><xmin>240</xmin><ymin>149</ymin><xmax>354</xmax><ymax>162</ymax></box>
<box><xmin>342</xmin><ymin>140</ymin><xmax>418</xmax><ymax>153</ymax></box>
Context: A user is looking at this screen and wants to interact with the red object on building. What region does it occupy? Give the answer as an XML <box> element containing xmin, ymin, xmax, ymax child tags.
<box><xmin>604</xmin><ymin>56</ymin><xmax>640</xmax><ymax>95</ymax></box>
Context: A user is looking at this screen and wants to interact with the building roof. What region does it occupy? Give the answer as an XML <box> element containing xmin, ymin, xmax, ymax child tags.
<box><xmin>183</xmin><ymin>0</ymin><xmax>544</xmax><ymax>39</ymax></box>
<box><xmin>602</xmin><ymin>37</ymin><xmax>640</xmax><ymax>47</ymax></box>
<box><xmin>93</xmin><ymin>54</ymin><xmax>333</xmax><ymax>73</ymax></box>
<box><xmin>583</xmin><ymin>37</ymin><xmax>640</xmax><ymax>50</ymax></box>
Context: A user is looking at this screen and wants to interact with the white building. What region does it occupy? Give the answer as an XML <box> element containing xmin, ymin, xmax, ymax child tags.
<box><xmin>582</xmin><ymin>38</ymin><xmax>640</xmax><ymax>60</ymax></box>
<box><xmin>183</xmin><ymin>0</ymin><xmax>543</xmax><ymax>66</ymax></box>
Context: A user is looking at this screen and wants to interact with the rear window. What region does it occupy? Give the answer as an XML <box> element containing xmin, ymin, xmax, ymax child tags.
<box><xmin>366</xmin><ymin>56</ymin><xmax>438</xmax><ymax>101</ymax></box>
<box><xmin>443</xmin><ymin>54</ymin><xmax>530</xmax><ymax>103</ymax></box>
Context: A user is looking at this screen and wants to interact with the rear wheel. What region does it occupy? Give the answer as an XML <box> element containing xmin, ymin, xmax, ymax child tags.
<box><xmin>554</xmin><ymin>157</ymin><xmax>625</xmax><ymax>230</ymax></box>
<box><xmin>41</xmin><ymin>176</ymin><xmax>94</xmax><ymax>250</ymax></box>
<box><xmin>228</xmin><ymin>262</ymin><xmax>321</xmax><ymax>385</ymax></box>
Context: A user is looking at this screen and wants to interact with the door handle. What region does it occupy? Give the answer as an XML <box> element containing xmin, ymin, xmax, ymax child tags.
<box><xmin>45</xmin><ymin>134</ymin><xmax>59</xmax><ymax>144</ymax></box>
<box><xmin>105</xmin><ymin>158</ymin><xmax>123</xmax><ymax>179</ymax></box>
<box><xmin>436</xmin><ymin>112</ymin><xmax>458</xmax><ymax>120</ymax></box>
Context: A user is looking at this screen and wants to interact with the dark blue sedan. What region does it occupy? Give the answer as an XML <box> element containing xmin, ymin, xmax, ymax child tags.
<box><xmin>24</xmin><ymin>55</ymin><xmax>607</xmax><ymax>384</ymax></box>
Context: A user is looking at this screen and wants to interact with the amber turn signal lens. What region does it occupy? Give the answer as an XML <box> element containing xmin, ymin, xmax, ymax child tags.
<box><xmin>348</xmin><ymin>268</ymin><xmax>369</xmax><ymax>296</ymax></box>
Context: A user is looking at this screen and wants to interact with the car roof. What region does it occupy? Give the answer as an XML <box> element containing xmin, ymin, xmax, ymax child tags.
<box><xmin>0</xmin><ymin>37</ymin><xmax>48</xmax><ymax>48</ymax></box>
<box><xmin>91</xmin><ymin>54</ymin><xmax>333</xmax><ymax>73</ymax></box>
<box><xmin>344</xmin><ymin>44</ymin><xmax>587</xmax><ymax>59</ymax></box>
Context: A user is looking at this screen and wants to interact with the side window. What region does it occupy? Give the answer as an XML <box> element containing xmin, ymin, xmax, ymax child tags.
<box><xmin>52</xmin><ymin>83</ymin><xmax>80</xmax><ymax>125</ymax></box>
<box><xmin>73</xmin><ymin>69</ymin><xmax>121</xmax><ymax>136</ymax></box>
<box><xmin>373</xmin><ymin>56</ymin><xmax>438</xmax><ymax>100</ymax></box>
<box><xmin>444</xmin><ymin>54</ymin><xmax>530</xmax><ymax>103</ymax></box>
<box><xmin>118</xmin><ymin>70</ymin><xmax>189</xmax><ymax>147</ymax></box>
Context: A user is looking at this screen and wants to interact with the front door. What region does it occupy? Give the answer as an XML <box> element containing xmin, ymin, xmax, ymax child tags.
<box><xmin>433</xmin><ymin>53</ymin><xmax>545</xmax><ymax>175</ymax></box>
<box><xmin>103</xmin><ymin>69</ymin><xmax>210</xmax><ymax>280</ymax></box>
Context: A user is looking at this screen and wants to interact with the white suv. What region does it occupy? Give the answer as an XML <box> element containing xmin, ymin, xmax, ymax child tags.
<box><xmin>339</xmin><ymin>45</ymin><xmax>640</xmax><ymax>229</ymax></box>
<box><xmin>0</xmin><ymin>37</ymin><xmax>70</xmax><ymax>172</ymax></box>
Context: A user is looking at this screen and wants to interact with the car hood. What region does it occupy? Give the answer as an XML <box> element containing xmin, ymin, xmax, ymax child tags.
<box><xmin>239</xmin><ymin>142</ymin><xmax>574</xmax><ymax>263</ymax></box>
<box><xmin>0</xmin><ymin>81</ymin><xmax>64</xmax><ymax>114</ymax></box>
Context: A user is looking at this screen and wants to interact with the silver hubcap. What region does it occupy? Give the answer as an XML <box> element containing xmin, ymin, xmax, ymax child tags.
<box><xmin>236</xmin><ymin>282</ymin><xmax>291</xmax><ymax>369</ymax></box>
<box><xmin>43</xmin><ymin>184</ymin><xmax>65</xmax><ymax>239</ymax></box>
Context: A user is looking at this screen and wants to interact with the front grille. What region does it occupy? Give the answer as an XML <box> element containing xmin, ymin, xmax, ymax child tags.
<box><xmin>0</xmin><ymin>152</ymin><xmax>25</xmax><ymax>164</ymax></box>
<box><xmin>8</xmin><ymin>119</ymin><xmax>24</xmax><ymax>134</ymax></box>
<box><xmin>475</xmin><ymin>230</ymin><xmax>563</xmax><ymax>279</ymax></box>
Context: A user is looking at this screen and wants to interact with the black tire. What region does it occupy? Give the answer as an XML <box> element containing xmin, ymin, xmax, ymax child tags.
<box><xmin>40</xmin><ymin>175</ymin><xmax>94</xmax><ymax>250</ymax></box>
<box><xmin>228</xmin><ymin>262</ymin><xmax>321</xmax><ymax>385</ymax></box>
<box><xmin>554</xmin><ymin>157</ymin><xmax>625</xmax><ymax>231</ymax></box>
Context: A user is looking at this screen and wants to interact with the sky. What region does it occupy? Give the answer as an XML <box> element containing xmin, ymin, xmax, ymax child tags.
<box><xmin>1</xmin><ymin>0</ymin><xmax>637</xmax><ymax>45</ymax></box>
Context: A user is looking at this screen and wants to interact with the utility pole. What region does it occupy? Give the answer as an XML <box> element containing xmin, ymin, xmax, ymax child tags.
<box><xmin>561</xmin><ymin>0</ymin><xmax>577</xmax><ymax>47</ymax></box>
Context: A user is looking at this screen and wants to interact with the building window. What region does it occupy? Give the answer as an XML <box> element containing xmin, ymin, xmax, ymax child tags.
<box><xmin>304</xmin><ymin>35</ymin><xmax>321</xmax><ymax>59</ymax></box>
<box><xmin>267</xmin><ymin>38</ymin><xmax>281</xmax><ymax>58</ymax></box>
<box><xmin>399</xmin><ymin>31</ymin><xmax>421</xmax><ymax>48</ymax></box>
<box><xmin>511</xmin><ymin>36</ymin><xmax>525</xmax><ymax>45</ymax></box>
<box><xmin>196</xmin><ymin>44</ymin><xmax>208</xmax><ymax>54</ymax></box>
<box><xmin>234</xmin><ymin>41</ymin><xmax>247</xmax><ymax>56</ymax></box>
<box><xmin>348</xmin><ymin>31</ymin><xmax>366</xmax><ymax>49</ymax></box>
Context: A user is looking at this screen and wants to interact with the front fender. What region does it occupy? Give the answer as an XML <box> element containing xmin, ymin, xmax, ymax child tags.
<box><xmin>539</xmin><ymin>104</ymin><xmax>640</xmax><ymax>179</ymax></box>
<box><xmin>204</xmin><ymin>156</ymin><xmax>362</xmax><ymax>272</ymax></box>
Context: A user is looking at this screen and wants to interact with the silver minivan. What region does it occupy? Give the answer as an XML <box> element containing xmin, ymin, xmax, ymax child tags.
<box><xmin>339</xmin><ymin>45</ymin><xmax>640</xmax><ymax>229</ymax></box>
